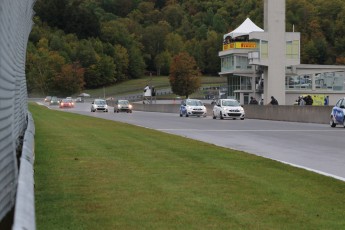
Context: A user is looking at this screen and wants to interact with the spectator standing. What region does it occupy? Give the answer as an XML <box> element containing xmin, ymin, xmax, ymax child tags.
<box><xmin>305</xmin><ymin>95</ymin><xmax>313</xmax><ymax>105</ymax></box>
<box><xmin>259</xmin><ymin>99</ymin><xmax>264</xmax><ymax>105</ymax></box>
<box><xmin>324</xmin><ymin>96</ymin><xmax>329</xmax><ymax>105</ymax></box>
<box><xmin>249</xmin><ymin>96</ymin><xmax>258</xmax><ymax>105</ymax></box>
<box><xmin>299</xmin><ymin>96</ymin><xmax>305</xmax><ymax>106</ymax></box>
<box><xmin>269</xmin><ymin>96</ymin><xmax>278</xmax><ymax>105</ymax></box>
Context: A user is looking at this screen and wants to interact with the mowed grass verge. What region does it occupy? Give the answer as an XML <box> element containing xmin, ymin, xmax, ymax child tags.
<box><xmin>31</xmin><ymin>103</ymin><xmax>345</xmax><ymax>230</ymax></box>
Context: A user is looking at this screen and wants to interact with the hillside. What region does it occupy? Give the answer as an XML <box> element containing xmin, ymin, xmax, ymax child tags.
<box><xmin>27</xmin><ymin>0</ymin><xmax>345</xmax><ymax>96</ymax></box>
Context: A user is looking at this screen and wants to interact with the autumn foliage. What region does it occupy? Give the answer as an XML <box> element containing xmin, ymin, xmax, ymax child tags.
<box><xmin>169</xmin><ymin>52</ymin><xmax>201</xmax><ymax>98</ymax></box>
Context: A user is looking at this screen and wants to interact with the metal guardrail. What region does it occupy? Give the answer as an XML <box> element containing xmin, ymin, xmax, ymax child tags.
<box><xmin>0</xmin><ymin>0</ymin><xmax>35</xmax><ymax>228</ymax></box>
<box><xmin>12</xmin><ymin>113</ymin><xmax>35</xmax><ymax>230</ymax></box>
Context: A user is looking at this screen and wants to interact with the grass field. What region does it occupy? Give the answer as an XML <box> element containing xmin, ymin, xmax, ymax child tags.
<box><xmin>74</xmin><ymin>75</ymin><xmax>226</xmax><ymax>99</ymax></box>
<box><xmin>31</xmin><ymin>103</ymin><xmax>345</xmax><ymax>230</ymax></box>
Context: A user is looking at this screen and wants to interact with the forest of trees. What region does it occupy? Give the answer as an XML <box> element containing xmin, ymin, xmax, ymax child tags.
<box><xmin>27</xmin><ymin>0</ymin><xmax>345</xmax><ymax>96</ymax></box>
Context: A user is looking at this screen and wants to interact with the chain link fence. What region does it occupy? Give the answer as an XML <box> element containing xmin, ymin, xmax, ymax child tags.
<box><xmin>0</xmin><ymin>0</ymin><xmax>35</xmax><ymax>228</ymax></box>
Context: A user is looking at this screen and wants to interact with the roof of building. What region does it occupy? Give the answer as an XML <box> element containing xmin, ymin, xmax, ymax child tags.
<box><xmin>224</xmin><ymin>18</ymin><xmax>264</xmax><ymax>39</ymax></box>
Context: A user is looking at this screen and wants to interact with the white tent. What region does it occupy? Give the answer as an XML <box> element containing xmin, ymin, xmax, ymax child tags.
<box><xmin>223</xmin><ymin>18</ymin><xmax>263</xmax><ymax>39</ymax></box>
<box><xmin>78</xmin><ymin>93</ymin><xmax>90</xmax><ymax>97</ymax></box>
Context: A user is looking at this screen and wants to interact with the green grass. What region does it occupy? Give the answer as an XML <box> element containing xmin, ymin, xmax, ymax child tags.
<box><xmin>31</xmin><ymin>103</ymin><xmax>345</xmax><ymax>230</ymax></box>
<box><xmin>74</xmin><ymin>75</ymin><xmax>226</xmax><ymax>99</ymax></box>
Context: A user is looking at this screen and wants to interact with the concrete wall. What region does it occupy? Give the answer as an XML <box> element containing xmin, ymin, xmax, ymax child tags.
<box><xmin>133</xmin><ymin>103</ymin><xmax>331</xmax><ymax>124</ymax></box>
<box><xmin>242</xmin><ymin>105</ymin><xmax>331</xmax><ymax>124</ymax></box>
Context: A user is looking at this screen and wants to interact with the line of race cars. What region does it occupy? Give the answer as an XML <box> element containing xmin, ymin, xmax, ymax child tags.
<box><xmin>180</xmin><ymin>97</ymin><xmax>345</xmax><ymax>127</ymax></box>
<box><xmin>91</xmin><ymin>99</ymin><xmax>133</xmax><ymax>113</ymax></box>
<box><xmin>45</xmin><ymin>95</ymin><xmax>345</xmax><ymax>126</ymax></box>
<box><xmin>179</xmin><ymin>98</ymin><xmax>245</xmax><ymax>120</ymax></box>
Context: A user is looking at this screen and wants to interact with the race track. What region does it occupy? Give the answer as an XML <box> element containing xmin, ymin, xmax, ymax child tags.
<box><xmin>46</xmin><ymin>101</ymin><xmax>345</xmax><ymax>181</ymax></box>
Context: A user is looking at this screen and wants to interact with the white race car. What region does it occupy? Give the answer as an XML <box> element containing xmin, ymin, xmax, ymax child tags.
<box><xmin>180</xmin><ymin>99</ymin><xmax>207</xmax><ymax>117</ymax></box>
<box><xmin>212</xmin><ymin>99</ymin><xmax>245</xmax><ymax>120</ymax></box>
<box><xmin>91</xmin><ymin>99</ymin><xmax>108</xmax><ymax>112</ymax></box>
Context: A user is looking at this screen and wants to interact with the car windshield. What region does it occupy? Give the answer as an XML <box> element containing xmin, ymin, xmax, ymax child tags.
<box><xmin>119</xmin><ymin>100</ymin><xmax>129</xmax><ymax>105</ymax></box>
<box><xmin>95</xmin><ymin>100</ymin><xmax>106</xmax><ymax>105</ymax></box>
<box><xmin>61</xmin><ymin>99</ymin><xmax>69</xmax><ymax>103</ymax></box>
<box><xmin>186</xmin><ymin>100</ymin><xmax>203</xmax><ymax>106</ymax></box>
<box><xmin>222</xmin><ymin>100</ymin><xmax>240</xmax><ymax>106</ymax></box>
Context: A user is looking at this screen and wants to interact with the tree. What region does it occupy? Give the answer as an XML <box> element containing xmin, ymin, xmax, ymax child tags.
<box><xmin>63</xmin><ymin>1</ymin><xmax>101</xmax><ymax>39</ymax></box>
<box><xmin>100</xmin><ymin>0</ymin><xmax>137</xmax><ymax>17</ymax></box>
<box><xmin>128</xmin><ymin>46</ymin><xmax>146</xmax><ymax>79</ymax></box>
<box><xmin>169</xmin><ymin>52</ymin><xmax>201</xmax><ymax>98</ymax></box>
<box><xmin>34</xmin><ymin>0</ymin><xmax>67</xmax><ymax>30</ymax></box>
<box><xmin>26</xmin><ymin>39</ymin><xmax>66</xmax><ymax>95</ymax></box>
<box><xmin>113</xmin><ymin>45</ymin><xmax>129</xmax><ymax>81</ymax></box>
<box><xmin>53</xmin><ymin>62</ymin><xmax>85</xmax><ymax>96</ymax></box>
<box><xmin>202</xmin><ymin>30</ymin><xmax>222</xmax><ymax>74</ymax></box>
<box><xmin>162</xmin><ymin>4</ymin><xmax>184</xmax><ymax>29</ymax></box>
<box><xmin>164</xmin><ymin>33</ymin><xmax>184</xmax><ymax>55</ymax></box>
<box><xmin>84</xmin><ymin>55</ymin><xmax>116</xmax><ymax>89</ymax></box>
<box><xmin>141</xmin><ymin>21</ymin><xmax>171</xmax><ymax>70</ymax></box>
<box><xmin>155</xmin><ymin>51</ymin><xmax>172</xmax><ymax>76</ymax></box>
<box><xmin>75</xmin><ymin>40</ymin><xmax>98</xmax><ymax>67</ymax></box>
<box><xmin>184</xmin><ymin>38</ymin><xmax>205</xmax><ymax>72</ymax></box>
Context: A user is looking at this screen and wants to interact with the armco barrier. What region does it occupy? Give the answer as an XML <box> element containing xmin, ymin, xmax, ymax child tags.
<box><xmin>133</xmin><ymin>103</ymin><xmax>332</xmax><ymax>124</ymax></box>
<box><xmin>0</xmin><ymin>0</ymin><xmax>35</xmax><ymax>228</ymax></box>
<box><xmin>12</xmin><ymin>113</ymin><xmax>35</xmax><ymax>230</ymax></box>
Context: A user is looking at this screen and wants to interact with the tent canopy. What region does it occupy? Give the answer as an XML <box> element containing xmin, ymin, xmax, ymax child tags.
<box><xmin>78</xmin><ymin>93</ymin><xmax>90</xmax><ymax>97</ymax></box>
<box><xmin>224</xmin><ymin>18</ymin><xmax>263</xmax><ymax>39</ymax></box>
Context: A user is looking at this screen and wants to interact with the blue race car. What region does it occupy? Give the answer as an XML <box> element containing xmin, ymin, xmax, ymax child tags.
<box><xmin>180</xmin><ymin>99</ymin><xmax>207</xmax><ymax>117</ymax></box>
<box><xmin>330</xmin><ymin>97</ymin><xmax>345</xmax><ymax>128</ymax></box>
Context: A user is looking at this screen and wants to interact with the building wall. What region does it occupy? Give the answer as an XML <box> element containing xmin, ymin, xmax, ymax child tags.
<box><xmin>264</xmin><ymin>0</ymin><xmax>286</xmax><ymax>105</ymax></box>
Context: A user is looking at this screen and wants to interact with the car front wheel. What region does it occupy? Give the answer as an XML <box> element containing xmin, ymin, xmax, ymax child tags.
<box><xmin>213</xmin><ymin>112</ymin><xmax>216</xmax><ymax>119</ymax></box>
<box><xmin>220</xmin><ymin>112</ymin><xmax>224</xmax><ymax>120</ymax></box>
<box><xmin>330</xmin><ymin>116</ymin><xmax>336</xmax><ymax>128</ymax></box>
<box><xmin>343</xmin><ymin>117</ymin><xmax>345</xmax><ymax>128</ymax></box>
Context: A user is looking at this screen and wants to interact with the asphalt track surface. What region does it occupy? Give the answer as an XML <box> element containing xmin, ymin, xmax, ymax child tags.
<box><xmin>44</xmin><ymin>101</ymin><xmax>345</xmax><ymax>182</ymax></box>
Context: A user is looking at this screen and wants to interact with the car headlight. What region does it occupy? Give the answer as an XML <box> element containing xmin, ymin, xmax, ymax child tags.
<box><xmin>129</xmin><ymin>104</ymin><xmax>133</xmax><ymax>109</ymax></box>
<box><xmin>118</xmin><ymin>105</ymin><xmax>121</xmax><ymax>109</ymax></box>
<box><xmin>239</xmin><ymin>107</ymin><xmax>244</xmax><ymax>112</ymax></box>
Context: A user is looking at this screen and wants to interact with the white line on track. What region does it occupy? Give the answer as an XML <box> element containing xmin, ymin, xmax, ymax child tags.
<box><xmin>275</xmin><ymin>160</ymin><xmax>345</xmax><ymax>182</ymax></box>
<box><xmin>157</xmin><ymin>129</ymin><xmax>343</xmax><ymax>132</ymax></box>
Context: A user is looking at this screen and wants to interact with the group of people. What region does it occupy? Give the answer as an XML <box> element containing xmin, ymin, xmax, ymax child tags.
<box><xmin>249</xmin><ymin>96</ymin><xmax>278</xmax><ymax>105</ymax></box>
<box><xmin>296</xmin><ymin>95</ymin><xmax>313</xmax><ymax>106</ymax></box>
<box><xmin>249</xmin><ymin>95</ymin><xmax>330</xmax><ymax>106</ymax></box>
